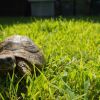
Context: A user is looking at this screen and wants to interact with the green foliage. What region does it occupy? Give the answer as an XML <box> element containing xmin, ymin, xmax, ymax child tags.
<box><xmin>0</xmin><ymin>17</ymin><xmax>100</xmax><ymax>100</ymax></box>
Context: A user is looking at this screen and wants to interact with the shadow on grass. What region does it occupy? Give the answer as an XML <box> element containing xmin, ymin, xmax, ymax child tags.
<box><xmin>0</xmin><ymin>16</ymin><xmax>100</xmax><ymax>27</ymax></box>
<box><xmin>0</xmin><ymin>73</ymin><xmax>27</xmax><ymax>99</ymax></box>
<box><xmin>0</xmin><ymin>17</ymin><xmax>34</xmax><ymax>26</ymax></box>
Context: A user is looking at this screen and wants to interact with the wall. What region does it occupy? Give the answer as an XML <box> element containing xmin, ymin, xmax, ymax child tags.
<box><xmin>0</xmin><ymin>0</ymin><xmax>30</xmax><ymax>16</ymax></box>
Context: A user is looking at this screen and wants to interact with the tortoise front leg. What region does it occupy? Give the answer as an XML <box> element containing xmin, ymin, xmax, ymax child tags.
<box><xmin>17</xmin><ymin>61</ymin><xmax>32</xmax><ymax>76</ymax></box>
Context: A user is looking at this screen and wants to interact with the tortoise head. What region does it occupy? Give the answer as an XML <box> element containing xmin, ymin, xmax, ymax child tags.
<box><xmin>0</xmin><ymin>53</ymin><xmax>16</xmax><ymax>71</ymax></box>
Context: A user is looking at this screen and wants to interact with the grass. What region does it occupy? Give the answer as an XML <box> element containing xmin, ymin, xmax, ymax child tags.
<box><xmin>0</xmin><ymin>17</ymin><xmax>100</xmax><ymax>100</ymax></box>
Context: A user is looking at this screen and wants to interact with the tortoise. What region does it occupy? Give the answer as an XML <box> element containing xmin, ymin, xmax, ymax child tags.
<box><xmin>0</xmin><ymin>35</ymin><xmax>45</xmax><ymax>76</ymax></box>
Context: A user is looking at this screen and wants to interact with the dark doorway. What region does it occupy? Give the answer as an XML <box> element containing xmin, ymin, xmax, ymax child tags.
<box><xmin>0</xmin><ymin>0</ymin><xmax>31</xmax><ymax>17</ymax></box>
<box><xmin>54</xmin><ymin>0</ymin><xmax>62</xmax><ymax>16</ymax></box>
<box><xmin>91</xmin><ymin>0</ymin><xmax>100</xmax><ymax>15</ymax></box>
<box><xmin>54</xmin><ymin>0</ymin><xmax>74</xmax><ymax>16</ymax></box>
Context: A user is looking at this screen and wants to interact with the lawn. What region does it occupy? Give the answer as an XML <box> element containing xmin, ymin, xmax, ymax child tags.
<box><xmin>0</xmin><ymin>17</ymin><xmax>100</xmax><ymax>100</ymax></box>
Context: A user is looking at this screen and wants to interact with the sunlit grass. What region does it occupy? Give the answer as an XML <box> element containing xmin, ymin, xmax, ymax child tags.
<box><xmin>0</xmin><ymin>17</ymin><xmax>100</xmax><ymax>100</ymax></box>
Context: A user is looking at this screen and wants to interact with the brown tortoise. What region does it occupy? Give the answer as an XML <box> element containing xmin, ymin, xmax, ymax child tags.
<box><xmin>0</xmin><ymin>35</ymin><xmax>45</xmax><ymax>76</ymax></box>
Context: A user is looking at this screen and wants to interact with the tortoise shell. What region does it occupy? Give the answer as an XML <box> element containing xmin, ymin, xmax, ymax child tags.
<box><xmin>0</xmin><ymin>35</ymin><xmax>45</xmax><ymax>75</ymax></box>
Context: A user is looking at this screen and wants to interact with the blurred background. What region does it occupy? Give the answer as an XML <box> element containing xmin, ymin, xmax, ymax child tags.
<box><xmin>0</xmin><ymin>0</ymin><xmax>100</xmax><ymax>17</ymax></box>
